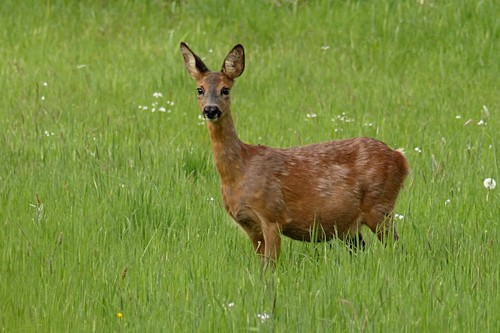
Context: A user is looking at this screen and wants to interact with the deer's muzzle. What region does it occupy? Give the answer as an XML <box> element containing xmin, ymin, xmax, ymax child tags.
<box><xmin>203</xmin><ymin>105</ymin><xmax>222</xmax><ymax>120</ymax></box>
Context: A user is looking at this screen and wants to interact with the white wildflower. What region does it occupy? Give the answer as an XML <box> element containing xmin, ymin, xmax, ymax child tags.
<box><xmin>483</xmin><ymin>178</ymin><xmax>496</xmax><ymax>190</ymax></box>
<box><xmin>256</xmin><ymin>312</ymin><xmax>271</xmax><ymax>323</ymax></box>
<box><xmin>197</xmin><ymin>114</ymin><xmax>205</xmax><ymax>125</ymax></box>
<box><xmin>153</xmin><ymin>92</ymin><xmax>163</xmax><ymax>98</ymax></box>
<box><xmin>414</xmin><ymin>147</ymin><xmax>422</xmax><ymax>153</ymax></box>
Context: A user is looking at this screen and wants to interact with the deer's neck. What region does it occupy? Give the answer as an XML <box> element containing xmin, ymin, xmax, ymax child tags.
<box><xmin>206</xmin><ymin>114</ymin><xmax>245</xmax><ymax>184</ymax></box>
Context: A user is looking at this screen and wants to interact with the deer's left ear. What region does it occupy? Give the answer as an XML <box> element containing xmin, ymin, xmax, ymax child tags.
<box><xmin>222</xmin><ymin>44</ymin><xmax>245</xmax><ymax>79</ymax></box>
<box><xmin>180</xmin><ymin>42</ymin><xmax>210</xmax><ymax>81</ymax></box>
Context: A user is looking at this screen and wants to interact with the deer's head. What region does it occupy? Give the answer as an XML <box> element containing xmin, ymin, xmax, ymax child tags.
<box><xmin>180</xmin><ymin>42</ymin><xmax>245</xmax><ymax>121</ymax></box>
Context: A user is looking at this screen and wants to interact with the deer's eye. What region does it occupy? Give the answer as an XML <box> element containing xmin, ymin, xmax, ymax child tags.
<box><xmin>221</xmin><ymin>87</ymin><xmax>230</xmax><ymax>96</ymax></box>
<box><xmin>196</xmin><ymin>88</ymin><xmax>204</xmax><ymax>96</ymax></box>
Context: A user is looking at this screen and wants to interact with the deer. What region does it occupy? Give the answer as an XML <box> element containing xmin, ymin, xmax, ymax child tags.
<box><xmin>180</xmin><ymin>42</ymin><xmax>410</xmax><ymax>266</ymax></box>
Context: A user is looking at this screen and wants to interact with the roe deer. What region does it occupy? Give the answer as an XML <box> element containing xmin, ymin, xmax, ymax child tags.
<box><xmin>180</xmin><ymin>42</ymin><xmax>410</xmax><ymax>265</ymax></box>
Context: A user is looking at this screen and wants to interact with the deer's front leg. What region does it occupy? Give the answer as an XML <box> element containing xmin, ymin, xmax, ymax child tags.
<box><xmin>250</xmin><ymin>234</ymin><xmax>265</xmax><ymax>256</ymax></box>
<box><xmin>234</xmin><ymin>215</ymin><xmax>266</xmax><ymax>257</ymax></box>
<box><xmin>235</xmin><ymin>209</ymin><xmax>281</xmax><ymax>266</ymax></box>
<box><xmin>261</xmin><ymin>223</ymin><xmax>281</xmax><ymax>267</ymax></box>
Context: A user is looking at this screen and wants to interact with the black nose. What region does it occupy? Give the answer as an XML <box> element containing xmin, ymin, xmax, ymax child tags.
<box><xmin>203</xmin><ymin>105</ymin><xmax>222</xmax><ymax>120</ymax></box>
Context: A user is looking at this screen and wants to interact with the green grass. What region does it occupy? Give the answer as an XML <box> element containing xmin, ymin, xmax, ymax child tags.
<box><xmin>1</xmin><ymin>0</ymin><xmax>498</xmax><ymax>332</ymax></box>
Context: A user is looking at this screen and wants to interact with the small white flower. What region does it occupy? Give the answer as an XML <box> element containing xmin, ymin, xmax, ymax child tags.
<box><xmin>483</xmin><ymin>178</ymin><xmax>496</xmax><ymax>190</ymax></box>
<box><xmin>227</xmin><ymin>302</ymin><xmax>234</xmax><ymax>308</ymax></box>
<box><xmin>321</xmin><ymin>45</ymin><xmax>330</xmax><ymax>51</ymax></box>
<box><xmin>256</xmin><ymin>312</ymin><xmax>270</xmax><ymax>323</ymax></box>
<box><xmin>455</xmin><ymin>115</ymin><xmax>461</xmax><ymax>119</ymax></box>
<box><xmin>159</xmin><ymin>107</ymin><xmax>166</xmax><ymax>112</ymax></box>
<box><xmin>414</xmin><ymin>147</ymin><xmax>422</xmax><ymax>153</ymax></box>
<box><xmin>197</xmin><ymin>114</ymin><xmax>205</xmax><ymax>125</ymax></box>
<box><xmin>153</xmin><ymin>92</ymin><xmax>163</xmax><ymax>98</ymax></box>
<box><xmin>41</xmin><ymin>96</ymin><xmax>45</xmax><ymax>101</ymax></box>
<box><xmin>445</xmin><ymin>199</ymin><xmax>451</xmax><ymax>205</ymax></box>
<box><xmin>43</xmin><ymin>82</ymin><xmax>48</xmax><ymax>86</ymax></box>
<box><xmin>208</xmin><ymin>48</ymin><xmax>214</xmax><ymax>53</ymax></box>
<box><xmin>477</xmin><ymin>119</ymin><xmax>486</xmax><ymax>126</ymax></box>
<box><xmin>306</xmin><ymin>113</ymin><xmax>317</xmax><ymax>118</ymax></box>
<box><xmin>394</xmin><ymin>214</ymin><xmax>404</xmax><ymax>220</ymax></box>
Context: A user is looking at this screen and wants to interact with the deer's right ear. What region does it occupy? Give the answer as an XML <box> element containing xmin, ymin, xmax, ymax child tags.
<box><xmin>180</xmin><ymin>42</ymin><xmax>209</xmax><ymax>80</ymax></box>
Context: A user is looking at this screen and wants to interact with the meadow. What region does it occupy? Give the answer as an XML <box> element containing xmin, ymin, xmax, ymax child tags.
<box><xmin>0</xmin><ymin>0</ymin><xmax>498</xmax><ymax>331</ymax></box>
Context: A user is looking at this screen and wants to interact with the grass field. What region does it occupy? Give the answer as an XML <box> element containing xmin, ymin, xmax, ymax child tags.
<box><xmin>1</xmin><ymin>0</ymin><xmax>498</xmax><ymax>332</ymax></box>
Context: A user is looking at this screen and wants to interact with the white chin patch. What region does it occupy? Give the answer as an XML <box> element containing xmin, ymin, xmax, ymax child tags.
<box><xmin>204</xmin><ymin>114</ymin><xmax>220</xmax><ymax>121</ymax></box>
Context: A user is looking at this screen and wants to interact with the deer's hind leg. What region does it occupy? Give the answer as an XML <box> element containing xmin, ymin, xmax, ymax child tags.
<box><xmin>344</xmin><ymin>233</ymin><xmax>366</xmax><ymax>251</ymax></box>
<box><xmin>362</xmin><ymin>208</ymin><xmax>399</xmax><ymax>243</ymax></box>
<box><xmin>342</xmin><ymin>217</ymin><xmax>365</xmax><ymax>251</ymax></box>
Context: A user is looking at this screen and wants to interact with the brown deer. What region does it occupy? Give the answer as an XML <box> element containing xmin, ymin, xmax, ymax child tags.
<box><xmin>180</xmin><ymin>42</ymin><xmax>410</xmax><ymax>265</ymax></box>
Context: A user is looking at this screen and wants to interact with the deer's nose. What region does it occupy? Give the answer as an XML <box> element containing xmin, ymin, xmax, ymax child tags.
<box><xmin>203</xmin><ymin>105</ymin><xmax>222</xmax><ymax>120</ymax></box>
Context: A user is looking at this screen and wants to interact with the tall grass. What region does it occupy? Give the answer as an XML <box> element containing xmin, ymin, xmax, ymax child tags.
<box><xmin>0</xmin><ymin>0</ymin><xmax>498</xmax><ymax>332</ymax></box>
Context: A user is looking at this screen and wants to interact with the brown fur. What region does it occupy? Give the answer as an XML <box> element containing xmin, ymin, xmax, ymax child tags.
<box><xmin>180</xmin><ymin>42</ymin><xmax>410</xmax><ymax>264</ymax></box>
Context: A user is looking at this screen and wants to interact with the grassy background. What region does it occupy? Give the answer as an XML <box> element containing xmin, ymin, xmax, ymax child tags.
<box><xmin>1</xmin><ymin>0</ymin><xmax>498</xmax><ymax>331</ymax></box>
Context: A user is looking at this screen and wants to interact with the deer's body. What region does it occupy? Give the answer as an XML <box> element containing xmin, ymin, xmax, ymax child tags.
<box><xmin>180</xmin><ymin>43</ymin><xmax>409</xmax><ymax>263</ymax></box>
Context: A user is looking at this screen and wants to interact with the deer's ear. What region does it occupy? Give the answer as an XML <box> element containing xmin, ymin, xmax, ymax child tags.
<box><xmin>180</xmin><ymin>42</ymin><xmax>209</xmax><ymax>80</ymax></box>
<box><xmin>222</xmin><ymin>44</ymin><xmax>245</xmax><ymax>79</ymax></box>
